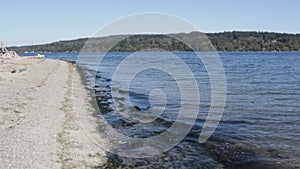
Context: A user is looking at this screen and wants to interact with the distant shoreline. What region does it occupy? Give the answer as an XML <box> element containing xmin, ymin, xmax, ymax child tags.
<box><xmin>17</xmin><ymin>51</ymin><xmax>300</xmax><ymax>56</ymax></box>
<box><xmin>8</xmin><ymin>31</ymin><xmax>300</xmax><ymax>53</ymax></box>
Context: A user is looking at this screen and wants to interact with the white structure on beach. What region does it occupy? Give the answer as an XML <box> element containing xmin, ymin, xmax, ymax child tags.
<box><xmin>0</xmin><ymin>42</ymin><xmax>19</xmax><ymax>59</ymax></box>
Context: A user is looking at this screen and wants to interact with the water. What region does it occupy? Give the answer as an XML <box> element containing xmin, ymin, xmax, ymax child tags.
<box><xmin>21</xmin><ymin>52</ymin><xmax>300</xmax><ymax>168</ymax></box>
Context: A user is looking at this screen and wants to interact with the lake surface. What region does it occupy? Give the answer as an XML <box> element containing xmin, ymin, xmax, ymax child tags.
<box><xmin>21</xmin><ymin>52</ymin><xmax>300</xmax><ymax>169</ymax></box>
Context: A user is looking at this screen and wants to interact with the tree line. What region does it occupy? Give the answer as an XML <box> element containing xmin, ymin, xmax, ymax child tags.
<box><xmin>8</xmin><ymin>31</ymin><xmax>300</xmax><ymax>52</ymax></box>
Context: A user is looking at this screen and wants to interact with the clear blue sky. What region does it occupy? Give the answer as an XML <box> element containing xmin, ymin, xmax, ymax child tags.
<box><xmin>1</xmin><ymin>0</ymin><xmax>299</xmax><ymax>46</ymax></box>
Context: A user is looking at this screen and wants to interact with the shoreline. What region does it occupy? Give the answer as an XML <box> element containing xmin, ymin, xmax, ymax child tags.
<box><xmin>0</xmin><ymin>57</ymin><xmax>108</xmax><ymax>168</ymax></box>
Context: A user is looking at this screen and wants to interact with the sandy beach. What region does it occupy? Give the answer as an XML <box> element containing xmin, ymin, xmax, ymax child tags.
<box><xmin>0</xmin><ymin>57</ymin><xmax>107</xmax><ymax>168</ymax></box>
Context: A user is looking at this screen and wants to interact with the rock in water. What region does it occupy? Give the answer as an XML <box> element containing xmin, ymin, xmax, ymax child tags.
<box><xmin>133</xmin><ymin>106</ymin><xmax>141</xmax><ymax>111</ymax></box>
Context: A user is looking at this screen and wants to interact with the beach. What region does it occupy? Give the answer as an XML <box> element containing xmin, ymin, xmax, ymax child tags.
<box><xmin>1</xmin><ymin>52</ymin><xmax>299</xmax><ymax>169</ymax></box>
<box><xmin>0</xmin><ymin>57</ymin><xmax>107</xmax><ymax>168</ymax></box>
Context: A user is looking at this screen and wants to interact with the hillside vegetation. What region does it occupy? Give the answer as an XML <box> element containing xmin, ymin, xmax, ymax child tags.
<box><xmin>8</xmin><ymin>31</ymin><xmax>300</xmax><ymax>52</ymax></box>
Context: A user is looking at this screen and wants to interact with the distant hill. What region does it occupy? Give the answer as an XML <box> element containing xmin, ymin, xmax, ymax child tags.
<box><xmin>8</xmin><ymin>31</ymin><xmax>300</xmax><ymax>52</ymax></box>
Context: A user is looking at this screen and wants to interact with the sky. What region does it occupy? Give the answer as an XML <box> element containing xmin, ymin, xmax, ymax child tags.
<box><xmin>1</xmin><ymin>0</ymin><xmax>299</xmax><ymax>46</ymax></box>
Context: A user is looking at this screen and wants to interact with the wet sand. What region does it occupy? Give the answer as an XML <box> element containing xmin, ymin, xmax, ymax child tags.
<box><xmin>0</xmin><ymin>57</ymin><xmax>107</xmax><ymax>168</ymax></box>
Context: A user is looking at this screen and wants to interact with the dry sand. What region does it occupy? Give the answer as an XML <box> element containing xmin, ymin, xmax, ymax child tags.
<box><xmin>0</xmin><ymin>57</ymin><xmax>107</xmax><ymax>168</ymax></box>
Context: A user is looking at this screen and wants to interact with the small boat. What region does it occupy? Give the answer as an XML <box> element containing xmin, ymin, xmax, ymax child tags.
<box><xmin>35</xmin><ymin>54</ymin><xmax>45</xmax><ymax>58</ymax></box>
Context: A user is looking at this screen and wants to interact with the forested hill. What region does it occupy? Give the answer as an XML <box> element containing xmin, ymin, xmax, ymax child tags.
<box><xmin>8</xmin><ymin>31</ymin><xmax>300</xmax><ymax>52</ymax></box>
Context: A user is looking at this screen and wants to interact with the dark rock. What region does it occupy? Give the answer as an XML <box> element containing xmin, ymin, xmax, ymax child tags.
<box><xmin>133</xmin><ymin>106</ymin><xmax>141</xmax><ymax>111</ymax></box>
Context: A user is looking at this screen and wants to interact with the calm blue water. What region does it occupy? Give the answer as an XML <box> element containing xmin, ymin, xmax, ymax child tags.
<box><xmin>21</xmin><ymin>52</ymin><xmax>300</xmax><ymax>168</ymax></box>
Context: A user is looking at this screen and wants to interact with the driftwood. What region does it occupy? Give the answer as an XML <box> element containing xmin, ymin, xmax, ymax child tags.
<box><xmin>0</xmin><ymin>42</ymin><xmax>19</xmax><ymax>59</ymax></box>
